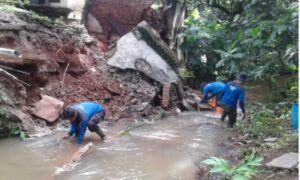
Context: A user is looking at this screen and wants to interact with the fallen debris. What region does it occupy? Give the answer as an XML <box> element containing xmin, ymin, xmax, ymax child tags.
<box><xmin>54</xmin><ymin>142</ymin><xmax>96</xmax><ymax>176</ymax></box>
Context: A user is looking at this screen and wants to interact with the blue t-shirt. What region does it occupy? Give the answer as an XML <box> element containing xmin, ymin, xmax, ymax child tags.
<box><xmin>201</xmin><ymin>82</ymin><xmax>225</xmax><ymax>102</ymax></box>
<box><xmin>68</xmin><ymin>102</ymin><xmax>104</xmax><ymax>144</ymax></box>
<box><xmin>221</xmin><ymin>82</ymin><xmax>246</xmax><ymax>113</ymax></box>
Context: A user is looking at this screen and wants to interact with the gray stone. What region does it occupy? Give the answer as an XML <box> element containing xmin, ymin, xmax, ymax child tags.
<box><xmin>87</xmin><ymin>13</ymin><xmax>102</xmax><ymax>34</ymax></box>
<box><xmin>266</xmin><ymin>152</ymin><xmax>298</xmax><ymax>169</ymax></box>
<box><xmin>264</xmin><ymin>142</ymin><xmax>276</xmax><ymax>148</ymax></box>
<box><xmin>264</xmin><ymin>137</ymin><xmax>278</xmax><ymax>142</ymax></box>
<box><xmin>132</xmin><ymin>102</ymin><xmax>148</xmax><ymax>112</ymax></box>
<box><xmin>108</xmin><ymin>22</ymin><xmax>178</xmax><ymax>84</ymax></box>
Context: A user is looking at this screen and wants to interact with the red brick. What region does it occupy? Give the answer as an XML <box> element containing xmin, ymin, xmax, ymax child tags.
<box><xmin>162</xmin><ymin>83</ymin><xmax>171</xmax><ymax>109</ymax></box>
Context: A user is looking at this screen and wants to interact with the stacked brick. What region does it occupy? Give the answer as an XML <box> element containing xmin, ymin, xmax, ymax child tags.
<box><xmin>88</xmin><ymin>0</ymin><xmax>156</xmax><ymax>37</ymax></box>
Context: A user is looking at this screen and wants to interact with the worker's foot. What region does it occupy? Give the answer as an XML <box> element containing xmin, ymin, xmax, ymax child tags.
<box><xmin>227</xmin><ymin>123</ymin><xmax>233</xmax><ymax>128</ymax></box>
<box><xmin>96</xmin><ymin>130</ymin><xmax>106</xmax><ymax>141</ymax></box>
<box><xmin>100</xmin><ymin>134</ymin><xmax>106</xmax><ymax>141</ymax></box>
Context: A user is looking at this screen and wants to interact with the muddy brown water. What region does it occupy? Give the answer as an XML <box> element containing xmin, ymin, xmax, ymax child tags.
<box><xmin>0</xmin><ymin>112</ymin><xmax>233</xmax><ymax>180</ymax></box>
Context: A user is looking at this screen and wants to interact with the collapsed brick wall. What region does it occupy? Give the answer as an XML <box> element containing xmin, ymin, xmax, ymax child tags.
<box><xmin>88</xmin><ymin>0</ymin><xmax>156</xmax><ymax>37</ymax></box>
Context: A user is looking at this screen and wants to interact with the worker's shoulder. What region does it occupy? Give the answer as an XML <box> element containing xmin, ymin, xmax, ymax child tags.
<box><xmin>227</xmin><ymin>81</ymin><xmax>245</xmax><ymax>91</ymax></box>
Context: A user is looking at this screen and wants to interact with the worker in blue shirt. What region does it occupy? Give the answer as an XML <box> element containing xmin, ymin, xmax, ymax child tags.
<box><xmin>220</xmin><ymin>72</ymin><xmax>247</xmax><ymax>128</ymax></box>
<box><xmin>200</xmin><ymin>82</ymin><xmax>225</xmax><ymax>105</ymax></box>
<box><xmin>62</xmin><ymin>102</ymin><xmax>106</xmax><ymax>144</ymax></box>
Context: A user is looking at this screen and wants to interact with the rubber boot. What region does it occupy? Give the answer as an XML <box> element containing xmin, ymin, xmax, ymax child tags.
<box><xmin>96</xmin><ymin>128</ymin><xmax>106</xmax><ymax>140</ymax></box>
<box><xmin>220</xmin><ymin>112</ymin><xmax>226</xmax><ymax>122</ymax></box>
<box><xmin>227</xmin><ymin>122</ymin><xmax>234</xmax><ymax>128</ymax></box>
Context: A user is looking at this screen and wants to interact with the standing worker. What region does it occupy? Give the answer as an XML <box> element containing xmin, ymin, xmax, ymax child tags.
<box><xmin>200</xmin><ymin>82</ymin><xmax>226</xmax><ymax>106</ymax></box>
<box><xmin>220</xmin><ymin>72</ymin><xmax>248</xmax><ymax>128</ymax></box>
<box><xmin>62</xmin><ymin>102</ymin><xmax>106</xmax><ymax>144</ymax></box>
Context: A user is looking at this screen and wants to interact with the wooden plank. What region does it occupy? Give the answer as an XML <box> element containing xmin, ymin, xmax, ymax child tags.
<box><xmin>54</xmin><ymin>142</ymin><xmax>96</xmax><ymax>176</ymax></box>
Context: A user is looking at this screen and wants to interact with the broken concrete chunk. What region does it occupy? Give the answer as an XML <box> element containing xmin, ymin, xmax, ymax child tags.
<box><xmin>264</xmin><ymin>137</ymin><xmax>278</xmax><ymax>142</ymax></box>
<box><xmin>266</xmin><ymin>152</ymin><xmax>298</xmax><ymax>169</ymax></box>
<box><xmin>108</xmin><ymin>21</ymin><xmax>178</xmax><ymax>84</ymax></box>
<box><xmin>32</xmin><ymin>95</ymin><xmax>64</xmax><ymax>122</ymax></box>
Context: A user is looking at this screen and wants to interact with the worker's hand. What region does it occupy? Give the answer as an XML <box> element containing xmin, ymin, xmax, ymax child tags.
<box><xmin>63</xmin><ymin>134</ymin><xmax>71</xmax><ymax>140</ymax></box>
<box><xmin>242</xmin><ymin>113</ymin><xmax>246</xmax><ymax>120</ymax></box>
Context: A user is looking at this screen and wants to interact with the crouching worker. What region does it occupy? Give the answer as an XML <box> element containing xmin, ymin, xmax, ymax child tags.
<box><xmin>62</xmin><ymin>102</ymin><xmax>106</xmax><ymax>144</ymax></box>
<box><xmin>200</xmin><ymin>82</ymin><xmax>225</xmax><ymax>106</ymax></box>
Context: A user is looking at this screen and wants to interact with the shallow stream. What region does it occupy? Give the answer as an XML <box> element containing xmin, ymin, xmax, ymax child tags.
<box><xmin>0</xmin><ymin>111</ymin><xmax>233</xmax><ymax>180</ymax></box>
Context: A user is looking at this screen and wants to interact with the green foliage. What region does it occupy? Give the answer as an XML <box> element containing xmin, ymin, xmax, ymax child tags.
<box><xmin>247</xmin><ymin>107</ymin><xmax>284</xmax><ymax>138</ymax></box>
<box><xmin>20</xmin><ymin>131</ymin><xmax>27</xmax><ymax>140</ymax></box>
<box><xmin>31</xmin><ymin>12</ymin><xmax>51</xmax><ymax>23</ymax></box>
<box><xmin>202</xmin><ymin>153</ymin><xmax>263</xmax><ymax>180</ymax></box>
<box><xmin>0</xmin><ymin>0</ymin><xmax>29</xmax><ymax>7</ymax></box>
<box><xmin>182</xmin><ymin>0</ymin><xmax>298</xmax><ymax>82</ymax></box>
<box><xmin>120</xmin><ymin>131</ymin><xmax>131</xmax><ymax>136</ymax></box>
<box><xmin>159</xmin><ymin>109</ymin><xmax>167</xmax><ymax>118</ymax></box>
<box><xmin>54</xmin><ymin>16</ymin><xmax>66</xmax><ymax>26</ymax></box>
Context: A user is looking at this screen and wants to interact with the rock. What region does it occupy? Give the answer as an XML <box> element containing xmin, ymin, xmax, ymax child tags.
<box><xmin>175</xmin><ymin>108</ymin><xmax>181</xmax><ymax>115</ymax></box>
<box><xmin>132</xmin><ymin>102</ymin><xmax>148</xmax><ymax>112</ymax></box>
<box><xmin>141</xmin><ymin>103</ymin><xmax>152</xmax><ymax>116</ymax></box>
<box><xmin>130</xmin><ymin>98</ymin><xmax>138</xmax><ymax>105</ymax></box>
<box><xmin>198</xmin><ymin>103</ymin><xmax>213</xmax><ymax>110</ymax></box>
<box><xmin>179</xmin><ymin>99</ymin><xmax>196</xmax><ymax>111</ymax></box>
<box><xmin>264</xmin><ymin>137</ymin><xmax>278</xmax><ymax>142</ymax></box>
<box><xmin>266</xmin><ymin>152</ymin><xmax>298</xmax><ymax>169</ymax></box>
<box><xmin>31</xmin><ymin>95</ymin><xmax>64</xmax><ymax>122</ymax></box>
<box><xmin>108</xmin><ymin>21</ymin><xmax>178</xmax><ymax>84</ymax></box>
<box><xmin>265</xmin><ymin>142</ymin><xmax>276</xmax><ymax>148</ymax></box>
<box><xmin>86</xmin><ymin>13</ymin><xmax>103</xmax><ymax>34</ymax></box>
<box><xmin>105</xmin><ymin>80</ymin><xmax>123</xmax><ymax>95</ymax></box>
<box><xmin>82</xmin><ymin>33</ymin><xmax>95</xmax><ymax>45</ymax></box>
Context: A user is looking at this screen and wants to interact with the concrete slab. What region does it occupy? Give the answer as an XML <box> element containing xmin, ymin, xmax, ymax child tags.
<box><xmin>108</xmin><ymin>21</ymin><xmax>178</xmax><ymax>84</ymax></box>
<box><xmin>32</xmin><ymin>95</ymin><xmax>64</xmax><ymax>122</ymax></box>
<box><xmin>266</xmin><ymin>152</ymin><xmax>298</xmax><ymax>169</ymax></box>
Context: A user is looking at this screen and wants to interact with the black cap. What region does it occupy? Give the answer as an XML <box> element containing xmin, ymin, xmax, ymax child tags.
<box><xmin>63</xmin><ymin>107</ymin><xmax>76</xmax><ymax>119</ymax></box>
<box><xmin>237</xmin><ymin>72</ymin><xmax>248</xmax><ymax>82</ymax></box>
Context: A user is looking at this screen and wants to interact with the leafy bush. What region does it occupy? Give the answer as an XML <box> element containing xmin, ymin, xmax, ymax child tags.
<box><xmin>202</xmin><ymin>153</ymin><xmax>263</xmax><ymax>180</ymax></box>
<box><xmin>181</xmin><ymin>1</ymin><xmax>298</xmax><ymax>82</ymax></box>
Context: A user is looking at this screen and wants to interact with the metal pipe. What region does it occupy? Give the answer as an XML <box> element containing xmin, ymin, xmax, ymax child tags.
<box><xmin>0</xmin><ymin>48</ymin><xmax>22</xmax><ymax>58</ymax></box>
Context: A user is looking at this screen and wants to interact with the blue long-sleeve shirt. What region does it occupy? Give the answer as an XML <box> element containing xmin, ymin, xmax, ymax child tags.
<box><xmin>221</xmin><ymin>82</ymin><xmax>246</xmax><ymax>113</ymax></box>
<box><xmin>68</xmin><ymin>102</ymin><xmax>104</xmax><ymax>144</ymax></box>
<box><xmin>201</xmin><ymin>82</ymin><xmax>225</xmax><ymax>102</ymax></box>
